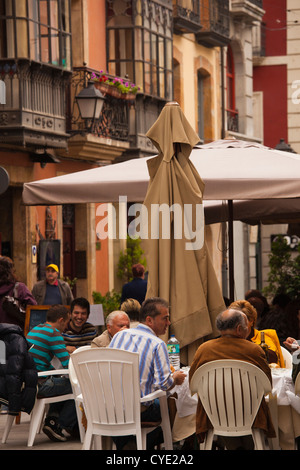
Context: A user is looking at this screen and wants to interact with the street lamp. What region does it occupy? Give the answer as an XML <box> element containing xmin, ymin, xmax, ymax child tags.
<box><xmin>75</xmin><ymin>81</ymin><xmax>105</xmax><ymax>126</ymax></box>
<box><xmin>275</xmin><ymin>138</ymin><xmax>296</xmax><ymax>153</ymax></box>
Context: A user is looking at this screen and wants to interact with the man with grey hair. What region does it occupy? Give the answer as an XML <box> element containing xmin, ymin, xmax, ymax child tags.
<box><xmin>215</xmin><ymin>307</ymin><xmax>250</xmax><ymax>336</ymax></box>
<box><xmin>189</xmin><ymin>308</ymin><xmax>275</xmax><ymax>450</ymax></box>
<box><xmin>91</xmin><ymin>310</ymin><xmax>130</xmax><ymax>348</ymax></box>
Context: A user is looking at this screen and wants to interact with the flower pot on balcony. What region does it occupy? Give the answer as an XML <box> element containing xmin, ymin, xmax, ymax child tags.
<box><xmin>94</xmin><ymin>82</ymin><xmax>137</xmax><ymax>101</ymax></box>
<box><xmin>94</xmin><ymin>82</ymin><xmax>117</xmax><ymax>97</ymax></box>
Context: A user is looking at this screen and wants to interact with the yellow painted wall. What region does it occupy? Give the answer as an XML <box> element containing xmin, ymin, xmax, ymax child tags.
<box><xmin>173</xmin><ymin>34</ymin><xmax>222</xmax><ymax>141</ymax></box>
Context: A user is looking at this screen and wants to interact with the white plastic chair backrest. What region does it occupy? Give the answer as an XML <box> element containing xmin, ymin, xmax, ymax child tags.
<box><xmin>70</xmin><ymin>347</ymin><xmax>142</xmax><ymax>428</ymax></box>
<box><xmin>68</xmin><ymin>346</ymin><xmax>91</xmax><ymax>391</ymax></box>
<box><xmin>280</xmin><ymin>346</ymin><xmax>293</xmax><ymax>369</ymax></box>
<box><xmin>190</xmin><ymin>359</ymin><xmax>271</xmax><ymax>435</ymax></box>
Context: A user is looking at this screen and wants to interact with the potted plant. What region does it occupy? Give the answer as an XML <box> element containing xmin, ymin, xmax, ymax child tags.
<box><xmin>91</xmin><ymin>71</ymin><xmax>140</xmax><ymax>100</ymax></box>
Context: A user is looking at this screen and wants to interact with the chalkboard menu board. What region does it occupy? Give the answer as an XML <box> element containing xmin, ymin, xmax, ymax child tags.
<box><xmin>24</xmin><ymin>306</ymin><xmax>51</xmax><ymax>335</ymax></box>
<box><xmin>24</xmin><ymin>305</ymin><xmax>70</xmax><ymax>335</ymax></box>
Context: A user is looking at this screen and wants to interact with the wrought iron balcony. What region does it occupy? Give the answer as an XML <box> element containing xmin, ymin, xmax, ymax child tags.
<box><xmin>173</xmin><ymin>0</ymin><xmax>201</xmax><ymax>34</ymax></box>
<box><xmin>196</xmin><ymin>0</ymin><xmax>230</xmax><ymax>48</ymax></box>
<box><xmin>0</xmin><ymin>59</ymin><xmax>70</xmax><ymax>149</ymax></box>
<box><xmin>68</xmin><ymin>67</ymin><xmax>132</xmax><ymax>142</ymax></box>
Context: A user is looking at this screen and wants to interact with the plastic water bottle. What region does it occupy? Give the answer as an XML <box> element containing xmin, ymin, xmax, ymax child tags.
<box><xmin>167</xmin><ymin>335</ymin><xmax>180</xmax><ymax>371</ymax></box>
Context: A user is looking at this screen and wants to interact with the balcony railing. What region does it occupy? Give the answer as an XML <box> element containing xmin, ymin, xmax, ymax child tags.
<box><xmin>230</xmin><ymin>0</ymin><xmax>265</xmax><ymax>23</ymax></box>
<box><xmin>173</xmin><ymin>0</ymin><xmax>201</xmax><ymax>34</ymax></box>
<box><xmin>196</xmin><ymin>0</ymin><xmax>230</xmax><ymax>47</ymax></box>
<box><xmin>0</xmin><ymin>59</ymin><xmax>70</xmax><ymax>148</ymax></box>
<box><xmin>68</xmin><ymin>67</ymin><xmax>132</xmax><ymax>142</ymax></box>
<box><xmin>247</xmin><ymin>0</ymin><xmax>263</xmax><ymax>8</ymax></box>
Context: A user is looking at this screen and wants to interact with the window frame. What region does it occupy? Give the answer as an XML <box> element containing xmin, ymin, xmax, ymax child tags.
<box><xmin>106</xmin><ymin>0</ymin><xmax>173</xmax><ymax>100</ymax></box>
<box><xmin>226</xmin><ymin>45</ymin><xmax>235</xmax><ymax>114</ymax></box>
<box><xmin>0</xmin><ymin>0</ymin><xmax>71</xmax><ymax>70</ymax></box>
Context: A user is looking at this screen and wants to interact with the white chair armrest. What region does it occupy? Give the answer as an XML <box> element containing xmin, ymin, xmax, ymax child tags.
<box><xmin>140</xmin><ymin>389</ymin><xmax>166</xmax><ymax>403</ymax></box>
<box><xmin>38</xmin><ymin>369</ymin><xmax>69</xmax><ymax>377</ymax></box>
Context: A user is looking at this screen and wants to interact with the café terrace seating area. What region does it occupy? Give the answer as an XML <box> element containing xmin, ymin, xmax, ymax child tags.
<box><xmin>1</xmin><ymin>343</ymin><xmax>300</xmax><ymax>451</ymax></box>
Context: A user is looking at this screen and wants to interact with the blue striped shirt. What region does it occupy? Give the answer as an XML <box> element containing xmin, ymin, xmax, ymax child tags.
<box><xmin>27</xmin><ymin>323</ymin><xmax>70</xmax><ymax>372</ymax></box>
<box><xmin>109</xmin><ymin>324</ymin><xmax>174</xmax><ymax>399</ymax></box>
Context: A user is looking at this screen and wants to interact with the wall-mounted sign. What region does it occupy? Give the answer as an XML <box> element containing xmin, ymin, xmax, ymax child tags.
<box><xmin>32</xmin><ymin>245</ymin><xmax>37</xmax><ymax>264</ymax></box>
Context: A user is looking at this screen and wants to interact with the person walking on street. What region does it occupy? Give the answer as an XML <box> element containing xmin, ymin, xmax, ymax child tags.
<box><xmin>121</xmin><ymin>263</ymin><xmax>147</xmax><ymax>305</ymax></box>
<box><xmin>32</xmin><ymin>264</ymin><xmax>73</xmax><ymax>306</ymax></box>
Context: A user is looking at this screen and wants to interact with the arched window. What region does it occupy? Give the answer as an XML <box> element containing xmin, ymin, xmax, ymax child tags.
<box><xmin>197</xmin><ymin>69</ymin><xmax>212</xmax><ymax>143</ymax></box>
<box><xmin>226</xmin><ymin>46</ymin><xmax>238</xmax><ymax>132</ymax></box>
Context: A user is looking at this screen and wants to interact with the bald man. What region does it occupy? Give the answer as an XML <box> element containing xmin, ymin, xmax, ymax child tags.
<box><xmin>189</xmin><ymin>308</ymin><xmax>276</xmax><ymax>449</ymax></box>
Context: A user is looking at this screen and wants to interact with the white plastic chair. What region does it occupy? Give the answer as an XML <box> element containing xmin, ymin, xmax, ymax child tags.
<box><xmin>27</xmin><ymin>369</ymin><xmax>76</xmax><ymax>446</ymax></box>
<box><xmin>70</xmin><ymin>347</ymin><xmax>173</xmax><ymax>450</ymax></box>
<box><xmin>294</xmin><ymin>373</ymin><xmax>300</xmax><ymax>396</ymax></box>
<box><xmin>2</xmin><ymin>369</ymin><xmax>75</xmax><ymax>447</ymax></box>
<box><xmin>1</xmin><ymin>415</ymin><xmax>16</xmax><ymax>444</ymax></box>
<box><xmin>190</xmin><ymin>359</ymin><xmax>272</xmax><ymax>450</ymax></box>
<box><xmin>280</xmin><ymin>346</ymin><xmax>293</xmax><ymax>369</ymax></box>
<box><xmin>68</xmin><ymin>346</ymin><xmax>92</xmax><ymax>443</ymax></box>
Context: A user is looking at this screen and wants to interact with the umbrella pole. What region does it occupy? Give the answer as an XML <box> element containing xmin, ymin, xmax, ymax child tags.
<box><xmin>228</xmin><ymin>200</ymin><xmax>234</xmax><ymax>302</ymax></box>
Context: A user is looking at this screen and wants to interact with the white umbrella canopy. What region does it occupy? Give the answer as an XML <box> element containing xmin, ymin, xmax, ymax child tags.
<box><xmin>22</xmin><ymin>138</ymin><xmax>300</xmax><ymax>302</ymax></box>
<box><xmin>23</xmin><ymin>139</ymin><xmax>300</xmax><ymax>206</ymax></box>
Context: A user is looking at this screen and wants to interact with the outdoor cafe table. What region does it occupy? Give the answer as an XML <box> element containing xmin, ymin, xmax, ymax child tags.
<box><xmin>270</xmin><ymin>368</ymin><xmax>300</xmax><ymax>450</ymax></box>
<box><xmin>170</xmin><ymin>367</ymin><xmax>300</xmax><ymax>450</ymax></box>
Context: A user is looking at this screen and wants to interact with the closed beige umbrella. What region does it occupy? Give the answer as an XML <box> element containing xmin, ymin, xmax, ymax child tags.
<box><xmin>143</xmin><ymin>102</ymin><xmax>225</xmax><ymax>364</ymax></box>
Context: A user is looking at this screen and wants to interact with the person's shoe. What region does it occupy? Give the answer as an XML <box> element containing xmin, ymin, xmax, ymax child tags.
<box><xmin>43</xmin><ymin>417</ymin><xmax>67</xmax><ymax>442</ymax></box>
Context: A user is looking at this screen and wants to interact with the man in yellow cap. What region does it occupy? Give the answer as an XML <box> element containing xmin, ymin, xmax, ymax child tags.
<box><xmin>32</xmin><ymin>263</ymin><xmax>73</xmax><ymax>306</ymax></box>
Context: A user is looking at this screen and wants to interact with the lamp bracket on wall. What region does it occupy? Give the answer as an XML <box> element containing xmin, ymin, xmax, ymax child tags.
<box><xmin>29</xmin><ymin>150</ymin><xmax>61</xmax><ymax>168</ymax></box>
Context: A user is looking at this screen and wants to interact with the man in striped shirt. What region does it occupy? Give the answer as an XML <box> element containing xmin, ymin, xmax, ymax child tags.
<box><xmin>109</xmin><ymin>297</ymin><xmax>186</xmax><ymax>449</ymax></box>
<box><xmin>27</xmin><ymin>305</ymin><xmax>78</xmax><ymax>442</ymax></box>
<box><xmin>63</xmin><ymin>297</ymin><xmax>97</xmax><ymax>352</ymax></box>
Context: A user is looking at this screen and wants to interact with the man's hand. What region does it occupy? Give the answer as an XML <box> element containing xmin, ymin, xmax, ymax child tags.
<box><xmin>283</xmin><ymin>337</ymin><xmax>299</xmax><ymax>351</ymax></box>
<box><xmin>172</xmin><ymin>370</ymin><xmax>186</xmax><ymax>386</ymax></box>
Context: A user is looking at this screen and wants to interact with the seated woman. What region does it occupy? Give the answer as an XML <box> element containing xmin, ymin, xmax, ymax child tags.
<box><xmin>230</xmin><ymin>299</ymin><xmax>285</xmax><ymax>368</ymax></box>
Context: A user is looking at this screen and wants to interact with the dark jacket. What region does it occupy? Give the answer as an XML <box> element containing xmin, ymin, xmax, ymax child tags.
<box><xmin>121</xmin><ymin>278</ymin><xmax>147</xmax><ymax>305</ymax></box>
<box><xmin>0</xmin><ymin>323</ymin><xmax>38</xmax><ymax>415</ymax></box>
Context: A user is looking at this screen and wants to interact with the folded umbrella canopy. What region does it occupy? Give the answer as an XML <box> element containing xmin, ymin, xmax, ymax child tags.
<box><xmin>143</xmin><ymin>103</ymin><xmax>225</xmax><ymax>363</ymax></box>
